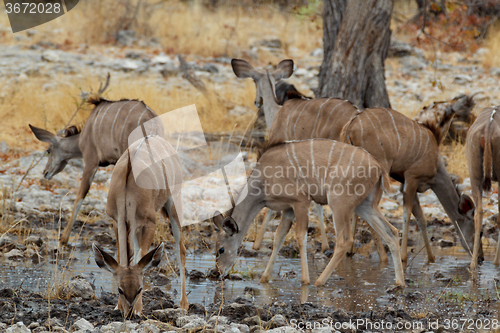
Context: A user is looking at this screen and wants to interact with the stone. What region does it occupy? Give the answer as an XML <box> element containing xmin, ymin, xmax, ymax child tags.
<box><xmin>176</xmin><ymin>315</ymin><xmax>205</xmax><ymax>328</ymax></box>
<box><xmin>231</xmin><ymin>323</ymin><xmax>250</xmax><ymax>333</ymax></box>
<box><xmin>0</xmin><ymin>141</ymin><xmax>8</xmax><ymax>153</ymax></box>
<box><xmin>454</xmin><ymin>74</ymin><xmax>472</xmax><ymax>85</ymax></box>
<box><xmin>41</xmin><ymin>50</ymin><xmax>59</xmax><ymax>62</ymax></box>
<box><xmin>268</xmin><ymin>314</ymin><xmax>287</xmax><ymax>328</ymax></box>
<box><xmin>99</xmin><ymin>321</ymin><xmax>138</xmax><ymax>332</ymax></box>
<box><xmin>389</xmin><ymin>40</ymin><xmax>414</xmax><ymax>58</ymax></box>
<box><xmin>381</xmin><ymin>201</ymin><xmax>398</xmax><ymax>211</ymax></box>
<box><xmin>5</xmin><ymin>249</ymin><xmax>24</xmax><ymax>260</ymax></box>
<box><xmin>264</xmin><ymin>327</ymin><xmax>301</xmax><ymax>333</ymax></box>
<box><xmin>311</xmin><ymin>48</ymin><xmax>323</xmax><ymax>57</ymax></box>
<box><xmin>24</xmin><ymin>235</ymin><xmax>43</xmax><ymax>247</ymax></box>
<box><xmin>71</xmin><ymin>318</ymin><xmax>94</xmax><ymax>332</ymax></box>
<box><xmin>437</xmin><ymin>239</ymin><xmax>454</xmax><ymax>247</ymax></box>
<box><xmin>152</xmin><ymin>308</ymin><xmax>188</xmax><ymax>322</ymax></box>
<box><xmin>63</xmin><ymin>277</ymin><xmax>94</xmax><ymax>300</ymax></box>
<box><xmin>6</xmin><ymin>322</ymin><xmax>30</xmax><ymax>333</ymax></box>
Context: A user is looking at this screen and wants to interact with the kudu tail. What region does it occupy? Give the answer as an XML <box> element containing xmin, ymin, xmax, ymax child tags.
<box><xmin>483</xmin><ymin>112</ymin><xmax>495</xmax><ymax>191</ymax></box>
<box><xmin>340</xmin><ymin>118</ymin><xmax>355</xmax><ymax>144</ymax></box>
<box><xmin>381</xmin><ymin>170</ymin><xmax>396</xmax><ymax>195</ymax></box>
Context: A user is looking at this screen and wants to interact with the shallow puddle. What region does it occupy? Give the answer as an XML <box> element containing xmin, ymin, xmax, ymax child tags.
<box><xmin>1</xmin><ymin>232</ymin><xmax>500</xmax><ymax>317</ymax></box>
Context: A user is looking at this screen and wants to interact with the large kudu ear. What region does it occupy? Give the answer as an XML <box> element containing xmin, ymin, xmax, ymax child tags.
<box><xmin>137</xmin><ymin>243</ymin><xmax>164</xmax><ymax>271</ymax></box>
<box><xmin>93</xmin><ymin>243</ymin><xmax>119</xmax><ymax>273</ymax></box>
<box><xmin>29</xmin><ymin>125</ymin><xmax>57</xmax><ymax>144</ymax></box>
<box><xmin>272</xmin><ymin>59</ymin><xmax>294</xmax><ymax>80</ymax></box>
<box><xmin>212</xmin><ymin>211</ymin><xmax>224</xmax><ymax>231</ymax></box>
<box><xmin>231</xmin><ymin>59</ymin><xmax>257</xmax><ymax>79</ymax></box>
<box><xmin>222</xmin><ymin>217</ymin><xmax>239</xmax><ymax>236</ymax></box>
<box><xmin>458</xmin><ymin>194</ymin><xmax>475</xmax><ymax>217</ymax></box>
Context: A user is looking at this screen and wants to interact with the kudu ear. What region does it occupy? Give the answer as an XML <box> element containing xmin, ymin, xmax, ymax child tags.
<box><xmin>231</xmin><ymin>59</ymin><xmax>257</xmax><ymax>79</ymax></box>
<box><xmin>458</xmin><ymin>194</ymin><xmax>475</xmax><ymax>216</ymax></box>
<box><xmin>137</xmin><ymin>243</ymin><xmax>164</xmax><ymax>271</ymax></box>
<box><xmin>93</xmin><ymin>243</ymin><xmax>119</xmax><ymax>273</ymax></box>
<box><xmin>222</xmin><ymin>217</ymin><xmax>239</xmax><ymax>236</ymax></box>
<box><xmin>29</xmin><ymin>125</ymin><xmax>57</xmax><ymax>144</ymax></box>
<box><xmin>272</xmin><ymin>59</ymin><xmax>294</xmax><ymax>80</ymax></box>
<box><xmin>212</xmin><ymin>211</ymin><xmax>224</xmax><ymax>231</ymax></box>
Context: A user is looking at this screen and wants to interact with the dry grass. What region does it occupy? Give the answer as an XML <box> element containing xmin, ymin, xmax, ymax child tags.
<box><xmin>0</xmin><ymin>1</ymin><xmax>322</xmax><ymax>59</ymax></box>
<box><xmin>483</xmin><ymin>23</ymin><xmax>500</xmax><ymax>69</ymax></box>
<box><xmin>441</xmin><ymin>142</ymin><xmax>468</xmax><ymax>180</ymax></box>
<box><xmin>0</xmin><ymin>73</ymin><xmax>257</xmax><ymax>149</ymax></box>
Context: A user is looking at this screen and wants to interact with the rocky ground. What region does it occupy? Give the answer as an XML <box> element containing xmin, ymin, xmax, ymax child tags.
<box><xmin>2</xmin><ymin>33</ymin><xmax>500</xmax><ymax>332</ymax></box>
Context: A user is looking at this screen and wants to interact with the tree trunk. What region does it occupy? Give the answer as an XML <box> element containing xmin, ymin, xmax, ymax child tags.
<box><xmin>317</xmin><ymin>0</ymin><xmax>394</xmax><ymax>109</ymax></box>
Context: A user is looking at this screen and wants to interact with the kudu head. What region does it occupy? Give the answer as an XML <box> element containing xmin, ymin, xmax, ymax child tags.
<box><xmin>231</xmin><ymin>59</ymin><xmax>294</xmax><ymax>109</ymax></box>
<box><xmin>92</xmin><ymin>243</ymin><xmax>164</xmax><ymax>318</ymax></box>
<box><xmin>212</xmin><ymin>210</ymin><xmax>240</xmax><ymax>277</ymax></box>
<box><xmin>29</xmin><ymin>125</ymin><xmax>81</xmax><ymax>180</ymax></box>
<box><xmin>457</xmin><ymin>194</ymin><xmax>484</xmax><ymax>262</ymax></box>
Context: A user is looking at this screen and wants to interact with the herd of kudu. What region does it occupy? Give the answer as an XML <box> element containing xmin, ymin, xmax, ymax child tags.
<box><xmin>28</xmin><ymin>58</ymin><xmax>498</xmax><ymax>316</ymax></box>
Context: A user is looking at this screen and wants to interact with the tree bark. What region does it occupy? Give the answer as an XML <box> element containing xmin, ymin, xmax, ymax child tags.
<box><xmin>317</xmin><ymin>0</ymin><xmax>394</xmax><ymax>109</ymax></box>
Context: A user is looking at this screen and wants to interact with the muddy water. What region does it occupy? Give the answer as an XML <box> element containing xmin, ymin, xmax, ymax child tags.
<box><xmin>1</xmin><ymin>232</ymin><xmax>500</xmax><ymax>315</ymax></box>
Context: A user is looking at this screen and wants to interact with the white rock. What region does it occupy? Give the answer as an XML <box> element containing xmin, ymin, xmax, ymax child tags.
<box><xmin>99</xmin><ymin>321</ymin><xmax>137</xmax><ymax>333</ymax></box>
<box><xmin>71</xmin><ymin>318</ymin><xmax>94</xmax><ymax>332</ymax></box>
<box><xmin>42</xmin><ymin>50</ymin><xmax>59</xmax><ymax>62</ymax></box>
<box><xmin>177</xmin><ymin>315</ymin><xmax>205</xmax><ymax>328</ymax></box>
<box><xmin>66</xmin><ymin>278</ymin><xmax>94</xmax><ymax>300</ymax></box>
<box><xmin>265</xmin><ymin>327</ymin><xmax>302</xmax><ymax>333</ymax></box>
<box><xmin>5</xmin><ymin>249</ymin><xmax>24</xmax><ymax>260</ymax></box>
<box><xmin>229</xmin><ymin>105</ymin><xmax>253</xmax><ymax>117</ymax></box>
<box><xmin>231</xmin><ymin>323</ymin><xmax>250</xmax><ymax>333</ymax></box>
<box><xmin>454</xmin><ymin>74</ymin><xmax>472</xmax><ymax>84</ymax></box>
<box><xmin>151</xmin><ymin>55</ymin><xmax>173</xmax><ymax>65</ymax></box>
<box><xmin>381</xmin><ymin>201</ymin><xmax>399</xmax><ymax>212</ymax></box>
<box><xmin>6</xmin><ymin>322</ymin><xmax>30</xmax><ymax>333</ymax></box>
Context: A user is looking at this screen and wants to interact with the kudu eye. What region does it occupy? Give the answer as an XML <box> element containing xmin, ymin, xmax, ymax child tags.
<box><xmin>219</xmin><ymin>248</ymin><xmax>225</xmax><ymax>255</ymax></box>
<box><xmin>136</xmin><ymin>287</ymin><xmax>143</xmax><ymax>297</ymax></box>
<box><xmin>118</xmin><ymin>287</ymin><xmax>124</xmax><ymax>295</ymax></box>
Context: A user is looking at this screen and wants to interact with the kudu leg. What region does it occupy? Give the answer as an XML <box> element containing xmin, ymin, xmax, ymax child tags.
<box><xmin>470</xmin><ymin>185</ymin><xmax>483</xmax><ymax>271</ymax></box>
<box><xmin>166</xmin><ymin>200</ymin><xmax>188</xmax><ymax>310</ymax></box>
<box><xmin>294</xmin><ymin>204</ymin><xmax>311</xmax><ymax>285</ymax></box>
<box><xmin>348</xmin><ymin>213</ymin><xmax>357</xmax><ymax>256</ymax></box>
<box><xmin>495</xmin><ymin>198</ymin><xmax>500</xmax><ymax>266</ymax></box>
<box><xmin>315</xmin><ymin>204</ymin><xmax>329</xmax><ymax>252</ymax></box>
<box><xmin>412</xmin><ymin>196</ymin><xmax>435</xmax><ymax>263</ymax></box>
<box><xmin>314</xmin><ymin>201</ymin><xmax>353</xmax><ymax>287</ymax></box>
<box><xmin>260</xmin><ymin>208</ymin><xmax>294</xmax><ymax>283</ymax></box>
<box><xmin>347</xmin><ymin>214</ymin><xmax>387</xmax><ymax>261</ymax></box>
<box><xmin>253</xmin><ymin>208</ymin><xmax>274</xmax><ymax>250</ymax></box>
<box><xmin>356</xmin><ymin>203</ymin><xmax>405</xmax><ymax>287</ymax></box>
<box><xmin>60</xmin><ymin>165</ymin><xmax>98</xmax><ymax>245</ymax></box>
<box><xmin>401</xmin><ymin>177</ymin><xmax>419</xmax><ymax>263</ymax></box>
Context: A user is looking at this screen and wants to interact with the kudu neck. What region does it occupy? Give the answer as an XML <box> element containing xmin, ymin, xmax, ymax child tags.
<box><xmin>430</xmin><ymin>157</ymin><xmax>469</xmax><ymax>247</ymax></box>
<box><xmin>261</xmin><ymin>72</ymin><xmax>282</xmax><ymax>129</ymax></box>
<box><xmin>63</xmin><ymin>134</ymin><xmax>83</xmax><ymax>159</ymax></box>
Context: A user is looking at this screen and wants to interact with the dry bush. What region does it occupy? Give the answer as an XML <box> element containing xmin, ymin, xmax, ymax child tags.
<box><xmin>0</xmin><ymin>0</ymin><xmax>322</xmax><ymax>58</ymax></box>
<box><xmin>0</xmin><ymin>72</ymin><xmax>258</xmax><ymax>149</ymax></box>
<box><xmin>441</xmin><ymin>142</ymin><xmax>469</xmax><ymax>180</ymax></box>
<box><xmin>483</xmin><ymin>22</ymin><xmax>500</xmax><ymax>68</ymax></box>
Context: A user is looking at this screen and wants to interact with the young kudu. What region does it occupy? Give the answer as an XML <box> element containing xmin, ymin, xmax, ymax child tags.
<box><xmin>30</xmin><ymin>97</ymin><xmax>159</xmax><ymax>245</ymax></box>
<box><xmin>93</xmin><ymin>135</ymin><xmax>188</xmax><ymax>316</ymax></box>
<box><xmin>466</xmin><ymin>106</ymin><xmax>500</xmax><ymax>270</ymax></box>
<box><xmin>232</xmin><ymin>59</ymin><xmax>362</xmax><ymax>253</ymax></box>
<box><xmin>212</xmin><ymin>139</ymin><xmax>405</xmax><ymax>287</ymax></box>
<box><xmin>341</xmin><ymin>108</ymin><xmax>479</xmax><ymax>263</ymax></box>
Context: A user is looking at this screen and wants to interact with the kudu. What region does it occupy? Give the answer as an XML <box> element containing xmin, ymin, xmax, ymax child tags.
<box><xmin>30</xmin><ymin>97</ymin><xmax>159</xmax><ymax>245</ymax></box>
<box><xmin>93</xmin><ymin>135</ymin><xmax>188</xmax><ymax>315</ymax></box>
<box><xmin>466</xmin><ymin>106</ymin><xmax>500</xmax><ymax>270</ymax></box>
<box><xmin>341</xmin><ymin>108</ymin><xmax>479</xmax><ymax>263</ymax></box>
<box><xmin>232</xmin><ymin>59</ymin><xmax>365</xmax><ymax>254</ymax></box>
<box><xmin>212</xmin><ymin>139</ymin><xmax>405</xmax><ymax>287</ymax></box>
